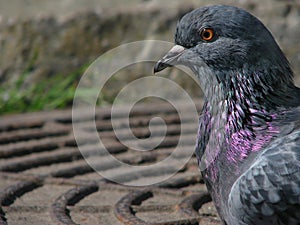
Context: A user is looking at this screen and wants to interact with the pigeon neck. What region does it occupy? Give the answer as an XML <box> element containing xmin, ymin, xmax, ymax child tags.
<box><xmin>198</xmin><ymin>68</ymin><xmax>289</xmax><ymax>171</ymax></box>
<box><xmin>196</xmin><ymin>65</ymin><xmax>299</xmax><ymax>169</ymax></box>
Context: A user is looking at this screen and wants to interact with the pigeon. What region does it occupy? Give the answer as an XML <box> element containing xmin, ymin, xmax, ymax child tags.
<box><xmin>154</xmin><ymin>5</ymin><xmax>300</xmax><ymax>225</ymax></box>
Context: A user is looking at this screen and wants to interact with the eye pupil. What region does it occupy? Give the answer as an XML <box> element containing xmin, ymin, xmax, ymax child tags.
<box><xmin>203</xmin><ymin>31</ymin><xmax>211</xmax><ymax>38</ymax></box>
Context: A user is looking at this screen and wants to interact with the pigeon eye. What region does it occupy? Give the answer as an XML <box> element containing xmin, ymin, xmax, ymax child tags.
<box><xmin>200</xmin><ymin>28</ymin><xmax>215</xmax><ymax>42</ymax></box>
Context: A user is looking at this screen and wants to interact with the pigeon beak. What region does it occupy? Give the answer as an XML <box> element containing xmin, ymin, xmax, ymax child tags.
<box><xmin>154</xmin><ymin>45</ymin><xmax>186</xmax><ymax>73</ymax></box>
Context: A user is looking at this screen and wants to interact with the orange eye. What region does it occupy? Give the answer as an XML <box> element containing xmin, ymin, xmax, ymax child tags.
<box><xmin>200</xmin><ymin>28</ymin><xmax>215</xmax><ymax>41</ymax></box>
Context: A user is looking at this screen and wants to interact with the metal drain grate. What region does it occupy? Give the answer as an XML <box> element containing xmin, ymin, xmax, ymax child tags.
<box><xmin>0</xmin><ymin>101</ymin><xmax>221</xmax><ymax>225</ymax></box>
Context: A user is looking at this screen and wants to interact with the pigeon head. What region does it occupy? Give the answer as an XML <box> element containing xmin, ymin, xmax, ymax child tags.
<box><xmin>174</xmin><ymin>5</ymin><xmax>284</xmax><ymax>68</ymax></box>
<box><xmin>154</xmin><ymin>5</ymin><xmax>298</xmax><ymax>108</ymax></box>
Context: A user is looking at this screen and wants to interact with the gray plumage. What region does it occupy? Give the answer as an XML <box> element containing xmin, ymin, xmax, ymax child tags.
<box><xmin>154</xmin><ymin>5</ymin><xmax>300</xmax><ymax>225</ymax></box>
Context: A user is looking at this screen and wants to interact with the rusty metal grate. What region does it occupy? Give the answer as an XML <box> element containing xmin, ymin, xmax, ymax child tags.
<box><xmin>0</xmin><ymin>101</ymin><xmax>221</xmax><ymax>225</ymax></box>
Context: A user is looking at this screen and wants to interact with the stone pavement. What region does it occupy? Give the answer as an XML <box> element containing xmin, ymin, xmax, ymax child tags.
<box><xmin>0</xmin><ymin>101</ymin><xmax>221</xmax><ymax>225</ymax></box>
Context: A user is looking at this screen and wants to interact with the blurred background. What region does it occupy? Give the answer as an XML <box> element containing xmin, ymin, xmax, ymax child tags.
<box><xmin>0</xmin><ymin>0</ymin><xmax>299</xmax><ymax>114</ymax></box>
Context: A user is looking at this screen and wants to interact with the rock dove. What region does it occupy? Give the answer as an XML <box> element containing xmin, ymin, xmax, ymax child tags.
<box><xmin>154</xmin><ymin>5</ymin><xmax>300</xmax><ymax>225</ymax></box>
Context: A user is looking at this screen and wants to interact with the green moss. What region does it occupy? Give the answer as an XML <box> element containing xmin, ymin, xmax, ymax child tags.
<box><xmin>0</xmin><ymin>64</ymin><xmax>90</xmax><ymax>115</ymax></box>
